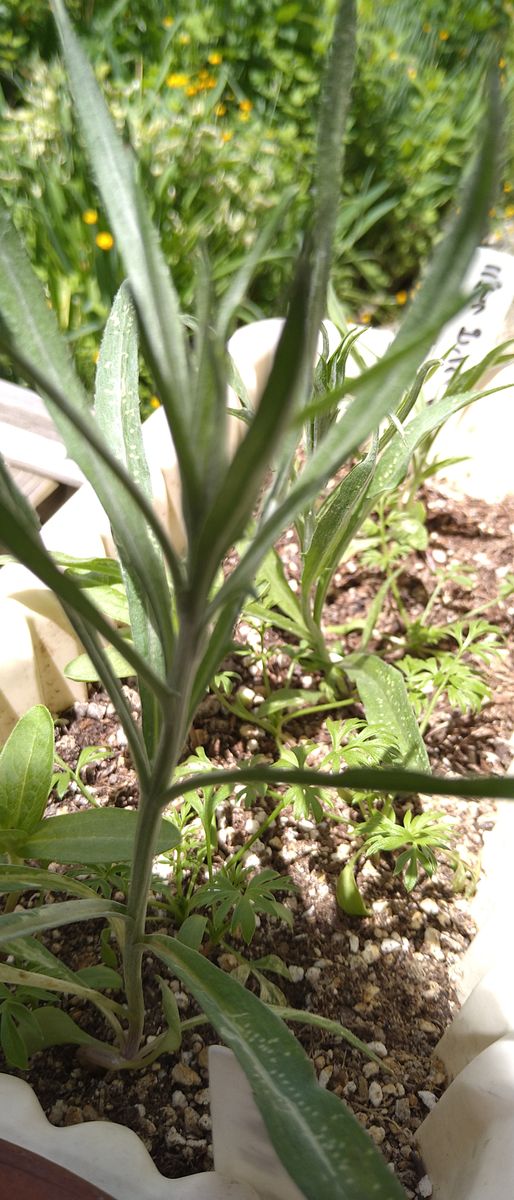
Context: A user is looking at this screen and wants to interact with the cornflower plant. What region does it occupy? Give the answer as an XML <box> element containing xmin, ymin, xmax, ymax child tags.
<box><xmin>0</xmin><ymin>1</ymin><xmax>510</xmax><ymax>1197</ymax></box>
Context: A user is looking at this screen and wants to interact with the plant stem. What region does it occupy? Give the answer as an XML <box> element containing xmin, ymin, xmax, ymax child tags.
<box><xmin>122</xmin><ymin>606</ymin><xmax>203</xmax><ymax>1059</ymax></box>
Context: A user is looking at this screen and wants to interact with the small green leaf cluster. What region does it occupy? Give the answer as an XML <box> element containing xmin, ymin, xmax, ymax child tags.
<box><xmin>399</xmin><ymin>619</ymin><xmax>504</xmax><ymax>732</ymax></box>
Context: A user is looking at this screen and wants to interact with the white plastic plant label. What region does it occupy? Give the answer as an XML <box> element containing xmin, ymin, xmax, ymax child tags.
<box><xmin>429</xmin><ymin>246</ymin><xmax>514</xmax><ymax>397</ymax></box>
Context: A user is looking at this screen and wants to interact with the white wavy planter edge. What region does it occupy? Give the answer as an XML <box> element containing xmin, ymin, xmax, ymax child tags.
<box><xmin>1</xmin><ymin>264</ymin><xmax>514</xmax><ymax>1196</ymax></box>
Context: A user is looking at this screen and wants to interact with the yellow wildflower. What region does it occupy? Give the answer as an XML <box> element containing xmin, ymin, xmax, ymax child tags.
<box><xmin>178</xmin><ymin>32</ymin><xmax>191</xmax><ymax>45</ymax></box>
<box><xmin>203</xmin><ymin>76</ymin><xmax>217</xmax><ymax>89</ymax></box>
<box><xmin>239</xmin><ymin>112</ymin><xmax>250</xmax><ymax>122</ymax></box>
<box><xmin>162</xmin><ymin>16</ymin><xmax>173</xmax><ymax>28</ymax></box>
<box><xmin>360</xmin><ymin>312</ymin><xmax>372</xmax><ymax>324</ymax></box>
<box><xmin>96</xmin><ymin>231</ymin><xmax>114</xmax><ymax>251</ymax></box>
<box><xmin>499</xmin><ymin>57</ymin><xmax>506</xmax><ymax>69</ymax></box>
<box><xmin>208</xmin><ymin>51</ymin><xmax>223</xmax><ymax>66</ymax></box>
<box><xmin>488</xmin><ymin>207</ymin><xmax>497</xmax><ymax>218</ymax></box>
<box><xmin>149</xmin><ymin>395</ymin><xmax>161</xmax><ymax>409</ymax></box>
<box><xmin>214</xmin><ymin>103</ymin><xmax>227</xmax><ymax>117</ymax></box>
<box><xmin>395</xmin><ymin>290</ymin><xmax>408</xmax><ymax>306</ymax></box>
<box><xmin>439</xmin><ymin>30</ymin><xmax>449</xmax><ymax>41</ymax></box>
<box><xmin>166</xmin><ymin>73</ymin><xmax>189</xmax><ymax>88</ymax></box>
<box><xmin>407</xmin><ymin>66</ymin><xmax>417</xmax><ymax>80</ymax></box>
<box><xmin>82</xmin><ymin>208</ymin><xmax>98</xmax><ymax>225</ymax></box>
<box><xmin>221</xmin><ymin>130</ymin><xmax>233</xmax><ymax>143</ymax></box>
<box><xmin>503</xmin><ymin>182</ymin><xmax>512</xmax><ymax>194</ymax></box>
<box><xmin>506</xmin><ymin>205</ymin><xmax>514</xmax><ymax>218</ymax></box>
<box><xmin>239</xmin><ymin>98</ymin><xmax>253</xmax><ymax>113</ymax></box>
<box><xmin>186</xmin><ymin>85</ymin><xmax>198</xmax><ymax>96</ymax></box>
<box><xmin>388</xmin><ymin>50</ymin><xmax>399</xmax><ymax>61</ymax></box>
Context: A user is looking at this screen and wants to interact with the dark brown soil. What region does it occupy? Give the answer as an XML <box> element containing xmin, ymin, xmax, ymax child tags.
<box><xmin>2</xmin><ymin>484</ymin><xmax>514</xmax><ymax>1200</ymax></box>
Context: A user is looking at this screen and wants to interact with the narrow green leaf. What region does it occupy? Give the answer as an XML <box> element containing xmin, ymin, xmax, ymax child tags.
<box><xmin>304</xmin><ymin>438</ymin><xmax>377</xmax><ymax>608</ymax></box>
<box><xmin>274</xmin><ymin>1006</ymin><xmax>382</xmax><ymax>1062</ymax></box>
<box><xmin>163</xmin><ymin>764</ymin><xmax>514</xmax><ymax>806</ymax></box>
<box><xmin>148</xmin><ymin>933</ymin><xmax>404</xmax><ymax>1200</ymax></box>
<box><xmin>0</xmin><ymin>208</ymin><xmax>180</xmax><ymax>600</ymax></box>
<box><xmin>191</xmin><ymin>251</ymin><xmax>313</xmax><ymax>591</ymax></box>
<box><xmin>0</xmin><ymin>866</ymin><xmax>98</xmax><ymax>900</ymax></box>
<box><xmin>21</xmin><ymin>809</ymin><xmax>179</xmax><ymax>864</ymax></box>
<box><xmin>95</xmin><ymin>282</ymin><xmax>171</xmax><ymax>754</ymax></box>
<box><xmin>367</xmin><ymin>387</ymin><xmax>499</xmax><ymax>502</ymax></box>
<box><xmin>0</xmin><ymin>706</ymin><xmax>54</xmax><ymax>834</ymax></box>
<box><xmin>1</xmin><ymin>936</ymin><xmax>83</xmax><ymax>984</ymax></box>
<box><xmin>50</xmin><ymin>0</ymin><xmax>198</xmax><ymax>508</ymax></box>
<box><xmin>0</xmin><ymin>962</ymin><xmax>121</xmax><ymax>1010</ymax></box>
<box><xmin>191</xmin><ymin>251</ymin><xmax>228</xmax><ymax>496</ymax></box>
<box><xmin>0</xmin><ymin>450</ymin><xmax>40</xmax><ymax>538</ymax></box>
<box><xmin>360</xmin><ymin>573</ymin><xmax>400</xmax><ymax>650</ymax></box>
<box><xmin>188</xmin><ymin>597</ymin><xmax>241</xmax><ymax>722</ymax></box>
<box><xmin>308</xmin><ymin>0</ymin><xmax>357</xmax><ymax>347</ymax></box>
<box><xmin>344</xmin><ymin>653</ymin><xmax>429</xmax><ymax>771</ymax></box>
<box><xmin>0</xmin><ymin>898</ymin><xmax>127</xmax><ymax>943</ymax></box>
